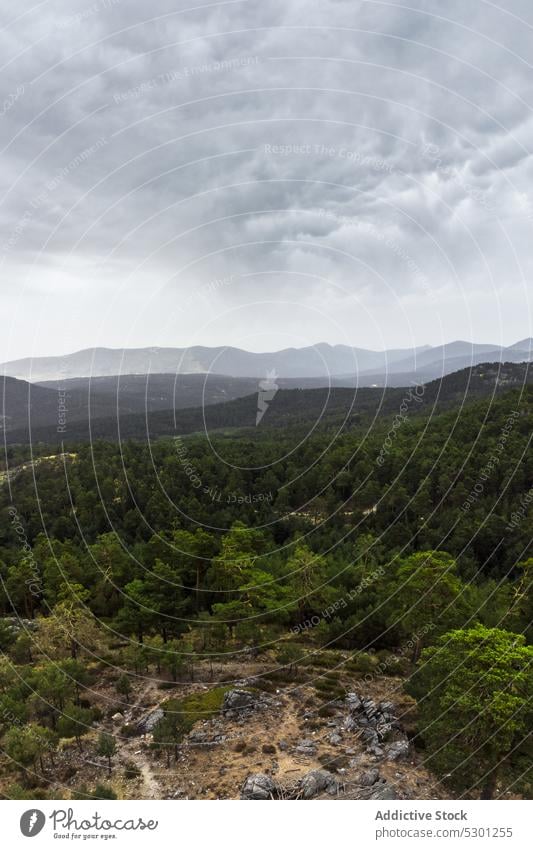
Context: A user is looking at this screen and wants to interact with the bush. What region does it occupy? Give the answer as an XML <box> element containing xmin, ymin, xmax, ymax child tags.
<box><xmin>314</xmin><ymin>673</ymin><xmax>346</xmax><ymax>700</ymax></box>
<box><xmin>314</xmin><ymin>676</ymin><xmax>340</xmax><ymax>692</ymax></box>
<box><xmin>123</xmin><ymin>762</ymin><xmax>141</xmax><ymax>781</ymax></box>
<box><xmin>321</xmin><ymin>687</ymin><xmax>347</xmax><ymax>702</ymax></box>
<box><xmin>93</xmin><ymin>784</ymin><xmax>118</xmax><ymax>800</ymax></box>
<box><xmin>157</xmin><ymin>687</ymin><xmax>229</xmax><ymax>740</ymax></box>
<box><xmin>5</xmin><ymin>783</ymin><xmax>49</xmax><ymax>801</ymax></box>
<box><xmin>346</xmin><ymin>652</ymin><xmax>377</xmax><ymax>675</ymax></box>
<box><xmin>375</xmin><ymin>650</ymin><xmax>411</xmax><ymax>677</ymax></box>
<box><xmin>309</xmin><ymin>651</ymin><xmax>344</xmax><ymax>668</ymax></box>
<box><xmin>248</xmin><ymin>677</ymin><xmax>276</xmax><ymax>693</ymax></box>
<box><xmin>73</xmin><ymin>782</ymin><xmax>119</xmax><ymax>800</ymax></box>
<box><xmin>71</xmin><ymin>785</ymin><xmax>91</xmax><ymax>800</ymax></box>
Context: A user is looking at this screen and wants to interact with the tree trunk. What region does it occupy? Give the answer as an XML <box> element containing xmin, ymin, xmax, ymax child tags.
<box><xmin>481</xmin><ymin>769</ymin><xmax>498</xmax><ymax>800</ymax></box>
<box><xmin>412</xmin><ymin>637</ymin><xmax>423</xmax><ymax>663</ymax></box>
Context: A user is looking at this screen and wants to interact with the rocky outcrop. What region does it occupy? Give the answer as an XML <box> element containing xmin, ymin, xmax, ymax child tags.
<box><xmin>385</xmin><ymin>739</ymin><xmax>410</xmax><ymax>761</ymax></box>
<box><xmin>241</xmin><ymin>769</ymin><xmax>340</xmax><ymax>800</ymax></box>
<box><xmin>367</xmin><ymin>781</ymin><xmax>399</xmax><ymax>800</ymax></box>
<box><xmin>340</xmin><ymin>778</ymin><xmax>400</xmax><ymax>800</ymax></box>
<box><xmin>241</xmin><ymin>773</ymin><xmax>279</xmax><ymax>800</ymax></box>
<box><xmin>345</xmin><ymin>694</ymin><xmax>398</xmax><ymax>740</ymax></box>
<box><xmin>357</xmin><ymin>768</ymin><xmax>380</xmax><ymax>787</ymax></box>
<box><xmin>222</xmin><ymin>689</ymin><xmax>257</xmax><ymax>714</ymax></box>
<box><xmin>295</xmin><ymin>738</ymin><xmax>317</xmax><ymax>757</ymax></box>
<box><xmin>137</xmin><ymin>708</ymin><xmax>164</xmax><ymax>734</ymax></box>
<box><xmin>296</xmin><ymin>769</ymin><xmax>340</xmax><ymax>799</ymax></box>
<box><xmin>343</xmin><ymin>693</ymin><xmax>410</xmax><ymax>759</ymax></box>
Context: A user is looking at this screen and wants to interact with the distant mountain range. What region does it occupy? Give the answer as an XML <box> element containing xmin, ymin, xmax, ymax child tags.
<box><xmin>0</xmin><ymin>343</ymin><xmax>427</xmax><ymax>382</ymax></box>
<box><xmin>2</xmin><ymin>339</ymin><xmax>531</xmax><ymax>384</ymax></box>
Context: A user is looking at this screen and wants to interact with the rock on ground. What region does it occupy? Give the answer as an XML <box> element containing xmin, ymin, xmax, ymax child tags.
<box><xmin>295</xmin><ymin>738</ymin><xmax>317</xmax><ymax>756</ymax></box>
<box><xmin>358</xmin><ymin>768</ymin><xmax>380</xmax><ymax>787</ymax></box>
<box><xmin>137</xmin><ymin>708</ymin><xmax>164</xmax><ymax>734</ymax></box>
<box><xmin>297</xmin><ymin>769</ymin><xmax>339</xmax><ymax>799</ymax></box>
<box><xmin>222</xmin><ymin>689</ymin><xmax>257</xmax><ymax>715</ymax></box>
<box><xmin>385</xmin><ymin>740</ymin><xmax>410</xmax><ymax>761</ymax></box>
<box><xmin>241</xmin><ymin>773</ymin><xmax>279</xmax><ymax>800</ymax></box>
<box><xmin>369</xmin><ymin>782</ymin><xmax>399</xmax><ymax>800</ymax></box>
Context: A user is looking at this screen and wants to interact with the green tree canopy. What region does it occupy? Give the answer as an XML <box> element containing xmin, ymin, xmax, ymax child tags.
<box><xmin>407</xmin><ymin>625</ymin><xmax>533</xmax><ymax>799</ymax></box>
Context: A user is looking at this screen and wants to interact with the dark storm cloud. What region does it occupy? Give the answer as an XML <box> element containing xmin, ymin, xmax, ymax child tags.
<box><xmin>0</xmin><ymin>0</ymin><xmax>532</xmax><ymax>358</ymax></box>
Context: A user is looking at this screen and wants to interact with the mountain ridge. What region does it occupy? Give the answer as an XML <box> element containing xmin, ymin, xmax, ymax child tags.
<box><xmin>2</xmin><ymin>361</ymin><xmax>531</xmax><ymax>446</ymax></box>
<box><xmin>1</xmin><ymin>340</ymin><xmax>531</xmax><ymax>383</ymax></box>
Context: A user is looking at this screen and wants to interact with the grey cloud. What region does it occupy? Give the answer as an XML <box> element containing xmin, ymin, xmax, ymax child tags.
<box><xmin>0</xmin><ymin>0</ymin><xmax>532</xmax><ymax>360</ymax></box>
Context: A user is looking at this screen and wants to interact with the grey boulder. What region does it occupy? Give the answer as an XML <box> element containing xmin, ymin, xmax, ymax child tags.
<box><xmin>241</xmin><ymin>773</ymin><xmax>278</xmax><ymax>800</ymax></box>
<box><xmin>386</xmin><ymin>740</ymin><xmax>410</xmax><ymax>761</ymax></box>
<box><xmin>295</xmin><ymin>738</ymin><xmax>317</xmax><ymax>756</ymax></box>
<box><xmin>222</xmin><ymin>689</ymin><xmax>256</xmax><ymax>714</ymax></box>
<box><xmin>297</xmin><ymin>769</ymin><xmax>339</xmax><ymax>799</ymax></box>
<box><xmin>137</xmin><ymin>708</ymin><xmax>164</xmax><ymax>733</ymax></box>
<box><xmin>358</xmin><ymin>768</ymin><xmax>380</xmax><ymax>787</ymax></box>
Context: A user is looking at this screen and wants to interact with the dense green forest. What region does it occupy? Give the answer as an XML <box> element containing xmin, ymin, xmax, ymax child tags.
<box><xmin>0</xmin><ymin>380</ymin><xmax>531</xmax><ymax>799</ymax></box>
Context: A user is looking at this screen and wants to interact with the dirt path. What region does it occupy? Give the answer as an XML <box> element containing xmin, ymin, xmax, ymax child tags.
<box><xmin>113</xmin><ymin>678</ymin><xmax>167</xmax><ymax>799</ymax></box>
<box><xmin>121</xmin><ymin>742</ymin><xmax>163</xmax><ymax>799</ymax></box>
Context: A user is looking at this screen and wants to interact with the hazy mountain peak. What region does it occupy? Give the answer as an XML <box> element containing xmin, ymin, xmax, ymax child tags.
<box><xmin>0</xmin><ymin>340</ymin><xmax>531</xmax><ymax>384</ymax></box>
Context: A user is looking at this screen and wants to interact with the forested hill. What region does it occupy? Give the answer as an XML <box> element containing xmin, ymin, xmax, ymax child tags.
<box><xmin>2</xmin><ymin>361</ymin><xmax>531</xmax><ymax>446</ymax></box>
<box><xmin>1</xmin><ymin>384</ymin><xmax>531</xmax><ymax>580</ymax></box>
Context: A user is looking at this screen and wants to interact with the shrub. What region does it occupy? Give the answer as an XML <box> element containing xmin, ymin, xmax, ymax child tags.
<box><xmin>5</xmin><ymin>783</ymin><xmax>48</xmax><ymax>800</ymax></box>
<box><xmin>347</xmin><ymin>652</ymin><xmax>377</xmax><ymax>675</ymax></box>
<box><xmin>375</xmin><ymin>651</ymin><xmax>411</xmax><ymax>676</ymax></box>
<box><xmin>156</xmin><ymin>687</ymin><xmax>229</xmax><ymax>741</ymax></box>
<box><xmin>123</xmin><ymin>761</ymin><xmax>141</xmax><ymax>781</ymax></box>
<box><xmin>93</xmin><ymin>784</ymin><xmax>118</xmax><ymax>800</ymax></box>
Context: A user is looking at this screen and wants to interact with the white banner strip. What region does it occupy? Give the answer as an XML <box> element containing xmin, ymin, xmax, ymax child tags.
<box><xmin>3</xmin><ymin>799</ymin><xmax>532</xmax><ymax>848</ymax></box>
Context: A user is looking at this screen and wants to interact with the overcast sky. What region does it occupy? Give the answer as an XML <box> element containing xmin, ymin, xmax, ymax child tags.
<box><xmin>1</xmin><ymin>0</ymin><xmax>532</xmax><ymax>360</ymax></box>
